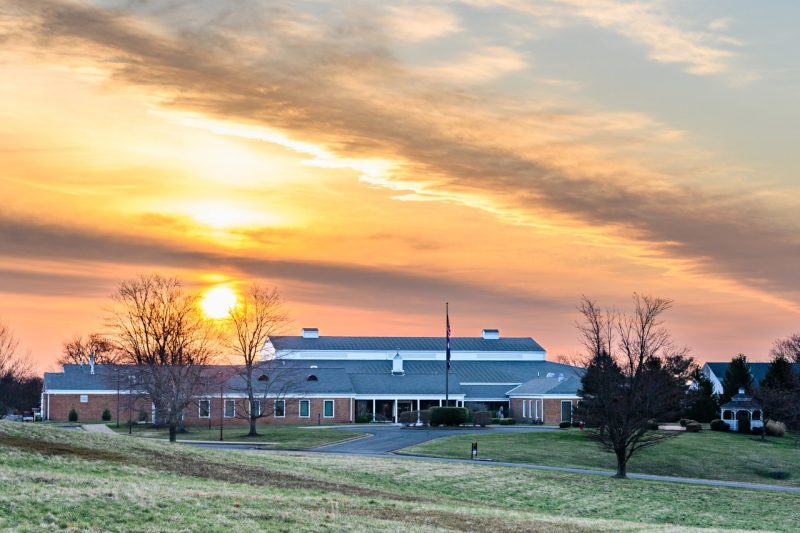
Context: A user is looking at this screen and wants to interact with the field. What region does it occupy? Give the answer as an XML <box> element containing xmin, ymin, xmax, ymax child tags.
<box><xmin>3</xmin><ymin>421</ymin><xmax>800</xmax><ymax>531</ymax></box>
<box><xmin>401</xmin><ymin>428</ymin><xmax>800</xmax><ymax>486</ymax></box>
<box><xmin>106</xmin><ymin>423</ymin><xmax>364</xmax><ymax>448</ymax></box>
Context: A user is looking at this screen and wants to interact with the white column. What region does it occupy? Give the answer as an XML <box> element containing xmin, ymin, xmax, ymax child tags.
<box><xmin>392</xmin><ymin>400</ymin><xmax>398</xmax><ymax>423</ymax></box>
<box><xmin>439</xmin><ymin>399</ymin><xmax>442</xmax><ymax>406</ymax></box>
<box><xmin>372</xmin><ymin>399</ymin><xmax>376</xmax><ymax>422</ymax></box>
<box><xmin>522</xmin><ymin>400</ymin><xmax>526</xmax><ymax>418</ymax></box>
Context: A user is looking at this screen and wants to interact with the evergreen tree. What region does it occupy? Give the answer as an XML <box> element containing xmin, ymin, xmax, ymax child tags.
<box><xmin>761</xmin><ymin>354</ymin><xmax>797</xmax><ymax>391</ymax></box>
<box><xmin>721</xmin><ymin>354</ymin><xmax>752</xmax><ymax>404</ymax></box>
<box><xmin>683</xmin><ymin>368</ymin><xmax>719</xmax><ymax>422</ymax></box>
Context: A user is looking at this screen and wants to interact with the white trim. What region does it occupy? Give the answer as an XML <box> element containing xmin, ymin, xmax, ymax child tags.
<box><xmin>353</xmin><ymin>394</ymin><xmax>465</xmax><ymax>400</ymax></box>
<box><xmin>323</xmin><ymin>399</ymin><xmax>335</xmax><ymax>418</ymax></box>
<box><xmin>274</xmin><ymin>399</ymin><xmax>286</xmax><ymax>418</ymax></box>
<box><xmin>463</xmin><ymin>398</ymin><xmax>511</xmax><ymax>402</ymax></box>
<box><xmin>198</xmin><ymin>399</ymin><xmax>211</xmax><ymax>419</ymax></box>
<box><xmin>44</xmin><ymin>390</ymin><xmax>130</xmax><ymax>395</ymax></box>
<box><xmin>508</xmin><ymin>394</ymin><xmax>580</xmax><ymax>399</ymax></box>
<box><xmin>460</xmin><ymin>382</ymin><xmax>521</xmax><ymax>386</ymax></box>
<box><xmin>299</xmin><ymin>399</ymin><xmax>310</xmax><ymax>418</ymax></box>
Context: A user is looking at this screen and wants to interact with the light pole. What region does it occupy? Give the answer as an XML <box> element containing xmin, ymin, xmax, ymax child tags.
<box><xmin>218</xmin><ymin>370</ymin><xmax>224</xmax><ymax>442</ymax></box>
<box><xmin>128</xmin><ymin>374</ymin><xmax>134</xmax><ymax>435</ymax></box>
<box><xmin>115</xmin><ymin>367</ymin><xmax>120</xmax><ymax>428</ymax></box>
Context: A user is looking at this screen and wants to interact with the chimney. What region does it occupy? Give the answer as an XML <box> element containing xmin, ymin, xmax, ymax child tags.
<box><xmin>481</xmin><ymin>329</ymin><xmax>500</xmax><ymax>340</ymax></box>
<box><xmin>301</xmin><ymin>328</ymin><xmax>319</xmax><ymax>339</ymax></box>
<box><xmin>89</xmin><ymin>352</ymin><xmax>95</xmax><ymax>375</ymax></box>
<box><xmin>392</xmin><ymin>353</ymin><xmax>404</xmax><ymax>375</ymax></box>
<box><xmin>738</xmin><ymin>388</ymin><xmax>745</xmax><ymax>395</ymax></box>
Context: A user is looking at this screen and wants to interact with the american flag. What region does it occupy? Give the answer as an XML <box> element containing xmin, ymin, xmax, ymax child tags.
<box><xmin>446</xmin><ymin>303</ymin><xmax>451</xmax><ymax>370</ymax></box>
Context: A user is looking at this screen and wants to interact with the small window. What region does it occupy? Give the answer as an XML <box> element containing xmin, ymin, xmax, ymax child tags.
<box><xmin>224</xmin><ymin>399</ymin><xmax>236</xmax><ymax>418</ymax></box>
<box><xmin>199</xmin><ymin>399</ymin><xmax>211</xmax><ymax>418</ymax></box>
<box><xmin>250</xmin><ymin>400</ymin><xmax>261</xmax><ymax>417</ymax></box>
<box><xmin>299</xmin><ymin>400</ymin><xmax>310</xmax><ymax>418</ymax></box>
<box><xmin>274</xmin><ymin>400</ymin><xmax>286</xmax><ymax>418</ymax></box>
<box><xmin>80</xmin><ymin>395</ymin><xmax>88</xmax><ymax>403</ymax></box>
<box><xmin>560</xmin><ymin>400</ymin><xmax>572</xmax><ymax>423</ymax></box>
<box><xmin>752</xmin><ymin>410</ymin><xmax>761</xmax><ymax>421</ymax></box>
<box><xmin>307</xmin><ymin>374</ymin><xmax>318</xmax><ymax>382</ymax></box>
<box><xmin>323</xmin><ymin>400</ymin><xmax>334</xmax><ymax>418</ymax></box>
<box><xmin>722</xmin><ymin>410</ymin><xmax>732</xmax><ymax>420</ymax></box>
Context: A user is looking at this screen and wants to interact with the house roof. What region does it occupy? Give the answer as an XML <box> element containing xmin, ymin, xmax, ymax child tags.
<box><xmin>704</xmin><ymin>362</ymin><xmax>800</xmax><ymax>386</ymax></box>
<box><xmin>348</xmin><ymin>373</ymin><xmax>462</xmax><ymax>395</ymax></box>
<box><xmin>506</xmin><ymin>375</ymin><xmax>582</xmax><ymax>396</ymax></box>
<box><xmin>721</xmin><ymin>390</ymin><xmax>762</xmax><ymax>410</ymax></box>
<box><xmin>269</xmin><ymin>335</ymin><xmax>545</xmax><ymax>353</ymax></box>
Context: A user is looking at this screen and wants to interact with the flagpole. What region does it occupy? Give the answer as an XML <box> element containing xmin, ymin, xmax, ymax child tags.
<box><xmin>445</xmin><ymin>302</ymin><xmax>450</xmax><ymax>406</ymax></box>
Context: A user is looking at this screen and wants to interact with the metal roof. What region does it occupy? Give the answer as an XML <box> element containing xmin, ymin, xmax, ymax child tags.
<box><xmin>704</xmin><ymin>362</ymin><xmax>800</xmax><ymax>387</ymax></box>
<box><xmin>506</xmin><ymin>375</ymin><xmax>582</xmax><ymax>396</ymax></box>
<box><xmin>269</xmin><ymin>335</ymin><xmax>545</xmax><ymax>353</ymax></box>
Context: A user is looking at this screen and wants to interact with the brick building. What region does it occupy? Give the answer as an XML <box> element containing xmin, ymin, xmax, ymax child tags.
<box><xmin>43</xmin><ymin>328</ymin><xmax>582</xmax><ymax>425</ymax></box>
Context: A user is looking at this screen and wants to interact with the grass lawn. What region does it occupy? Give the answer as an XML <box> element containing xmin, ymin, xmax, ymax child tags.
<box><xmin>401</xmin><ymin>428</ymin><xmax>800</xmax><ymax>486</ymax></box>
<box><xmin>2</xmin><ymin>421</ymin><xmax>800</xmax><ymax>531</ymax></box>
<box><xmin>107</xmin><ymin>423</ymin><xmax>364</xmax><ymax>449</ymax></box>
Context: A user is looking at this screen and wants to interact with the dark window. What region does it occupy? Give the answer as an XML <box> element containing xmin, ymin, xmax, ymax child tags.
<box><xmin>307</xmin><ymin>375</ymin><xmax>318</xmax><ymax>382</ymax></box>
<box><xmin>323</xmin><ymin>400</ymin><xmax>334</xmax><ymax>418</ymax></box>
<box><xmin>199</xmin><ymin>400</ymin><xmax>210</xmax><ymax>418</ymax></box>
<box><xmin>275</xmin><ymin>400</ymin><xmax>286</xmax><ymax>417</ymax></box>
<box><xmin>299</xmin><ymin>400</ymin><xmax>310</xmax><ymax>417</ymax></box>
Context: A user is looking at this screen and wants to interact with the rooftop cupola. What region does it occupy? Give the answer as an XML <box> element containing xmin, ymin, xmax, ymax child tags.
<box><xmin>392</xmin><ymin>352</ymin><xmax>404</xmax><ymax>375</ymax></box>
<box><xmin>482</xmin><ymin>329</ymin><xmax>500</xmax><ymax>340</ymax></box>
<box><xmin>301</xmin><ymin>328</ymin><xmax>319</xmax><ymax>339</ymax></box>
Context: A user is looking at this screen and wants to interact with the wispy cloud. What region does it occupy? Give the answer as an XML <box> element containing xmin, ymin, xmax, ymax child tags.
<box><xmin>383</xmin><ymin>4</ymin><xmax>462</xmax><ymax>42</ymax></box>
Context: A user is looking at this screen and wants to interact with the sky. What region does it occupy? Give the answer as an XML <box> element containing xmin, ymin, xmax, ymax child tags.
<box><xmin>1</xmin><ymin>0</ymin><xmax>798</xmax><ymax>372</ymax></box>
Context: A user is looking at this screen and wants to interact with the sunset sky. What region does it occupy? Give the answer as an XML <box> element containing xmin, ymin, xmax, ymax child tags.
<box><xmin>1</xmin><ymin>1</ymin><xmax>799</xmax><ymax>372</ymax></box>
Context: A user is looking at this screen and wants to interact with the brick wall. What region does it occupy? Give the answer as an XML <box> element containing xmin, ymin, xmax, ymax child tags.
<box><xmin>45</xmin><ymin>393</ymin><xmax>151</xmax><ymax>423</ymax></box>
<box><xmin>509</xmin><ymin>397</ymin><xmax>578</xmax><ymax>424</ymax></box>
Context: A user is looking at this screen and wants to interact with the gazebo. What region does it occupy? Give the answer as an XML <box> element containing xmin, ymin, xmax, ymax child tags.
<box><xmin>720</xmin><ymin>388</ymin><xmax>763</xmax><ymax>432</ymax></box>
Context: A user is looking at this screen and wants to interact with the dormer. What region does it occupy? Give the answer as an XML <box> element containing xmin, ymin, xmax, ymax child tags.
<box><xmin>302</xmin><ymin>328</ymin><xmax>319</xmax><ymax>339</ymax></box>
<box><xmin>481</xmin><ymin>329</ymin><xmax>500</xmax><ymax>340</ymax></box>
<box><xmin>392</xmin><ymin>353</ymin><xmax>404</xmax><ymax>376</ymax></box>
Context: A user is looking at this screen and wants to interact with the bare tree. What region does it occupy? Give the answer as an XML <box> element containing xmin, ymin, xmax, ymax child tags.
<box><xmin>770</xmin><ymin>334</ymin><xmax>800</xmax><ymax>364</ymax></box>
<box><xmin>576</xmin><ymin>294</ymin><xmax>695</xmax><ymax>478</ymax></box>
<box><xmin>0</xmin><ymin>319</ymin><xmax>32</xmax><ymax>381</ymax></box>
<box><xmin>107</xmin><ymin>274</ymin><xmax>217</xmax><ymax>442</ymax></box>
<box><xmin>0</xmin><ymin>319</ymin><xmax>39</xmax><ymax>416</ymax></box>
<box><xmin>58</xmin><ymin>333</ymin><xmax>119</xmax><ymax>367</ymax></box>
<box><xmin>225</xmin><ymin>284</ymin><xmax>292</xmax><ymax>436</ymax></box>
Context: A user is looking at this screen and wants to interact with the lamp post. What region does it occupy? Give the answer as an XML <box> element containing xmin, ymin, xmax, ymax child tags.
<box><xmin>115</xmin><ymin>367</ymin><xmax>120</xmax><ymax>428</ymax></box>
<box><xmin>218</xmin><ymin>370</ymin><xmax>224</xmax><ymax>442</ymax></box>
<box><xmin>128</xmin><ymin>374</ymin><xmax>134</xmax><ymax>435</ymax></box>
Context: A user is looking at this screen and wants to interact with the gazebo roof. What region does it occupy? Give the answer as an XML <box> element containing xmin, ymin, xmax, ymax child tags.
<box><xmin>721</xmin><ymin>389</ymin><xmax>762</xmax><ymax>410</ymax></box>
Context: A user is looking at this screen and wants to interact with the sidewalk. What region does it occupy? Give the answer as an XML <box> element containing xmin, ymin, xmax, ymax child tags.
<box><xmin>81</xmin><ymin>424</ymin><xmax>117</xmax><ymax>435</ymax></box>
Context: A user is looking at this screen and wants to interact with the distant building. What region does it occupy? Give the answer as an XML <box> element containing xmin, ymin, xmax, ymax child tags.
<box><xmin>702</xmin><ymin>362</ymin><xmax>800</xmax><ymax>395</ymax></box>
<box><xmin>42</xmin><ymin>328</ymin><xmax>582</xmax><ymax>425</ymax></box>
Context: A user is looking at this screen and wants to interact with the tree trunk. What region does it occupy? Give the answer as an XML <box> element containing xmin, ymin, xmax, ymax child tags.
<box><xmin>249</xmin><ymin>415</ymin><xmax>257</xmax><ymax>437</ymax></box>
<box><xmin>168</xmin><ymin>423</ymin><xmax>177</xmax><ymax>443</ymax></box>
<box><xmin>614</xmin><ymin>450</ymin><xmax>627</xmax><ymax>478</ymax></box>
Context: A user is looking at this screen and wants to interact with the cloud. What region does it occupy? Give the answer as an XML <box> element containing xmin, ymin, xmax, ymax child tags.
<box><xmin>2</xmin><ymin>0</ymin><xmax>798</xmax><ymax>308</ymax></box>
<box><xmin>419</xmin><ymin>46</ymin><xmax>527</xmax><ymax>83</ymax></box>
<box><xmin>383</xmin><ymin>4</ymin><xmax>462</xmax><ymax>42</ymax></box>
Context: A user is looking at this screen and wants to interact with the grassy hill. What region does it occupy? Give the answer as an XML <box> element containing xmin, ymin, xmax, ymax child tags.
<box><xmin>2</xmin><ymin>421</ymin><xmax>799</xmax><ymax>531</ymax></box>
<box><xmin>401</xmin><ymin>428</ymin><xmax>800</xmax><ymax>486</ymax></box>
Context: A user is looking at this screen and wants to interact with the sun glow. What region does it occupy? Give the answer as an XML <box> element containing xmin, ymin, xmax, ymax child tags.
<box><xmin>200</xmin><ymin>285</ymin><xmax>238</xmax><ymax>319</ymax></box>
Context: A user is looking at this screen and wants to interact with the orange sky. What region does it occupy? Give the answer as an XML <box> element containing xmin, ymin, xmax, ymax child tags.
<box><xmin>1</xmin><ymin>1</ymin><xmax>799</xmax><ymax>372</ymax></box>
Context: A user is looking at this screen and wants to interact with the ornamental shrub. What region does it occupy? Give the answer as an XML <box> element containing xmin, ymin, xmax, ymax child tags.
<box><xmin>766</xmin><ymin>420</ymin><xmax>786</xmax><ymax>437</ymax></box>
<box><xmin>559</xmin><ymin>421</ymin><xmax>571</xmax><ymax>429</ymax></box>
<box><xmin>430</xmin><ymin>407</ymin><xmax>469</xmax><ymax>427</ymax></box>
<box><xmin>679</xmin><ymin>418</ymin><xmax>689</xmax><ymax>427</ymax></box>
<box><xmin>750</xmin><ymin>426</ymin><xmax>764</xmax><ymax>436</ymax></box>
<box><xmin>496</xmin><ymin>418</ymin><xmax>515</xmax><ymax>425</ymax></box>
<box><xmin>101</xmin><ymin>408</ymin><xmax>112</xmax><ymax>422</ymax></box>
<box><xmin>398</xmin><ymin>410</ymin><xmax>417</xmax><ymax>426</ymax></box>
<box><xmin>685</xmin><ymin>422</ymin><xmax>701</xmax><ymax>432</ymax></box>
<box><xmin>646</xmin><ymin>419</ymin><xmax>659</xmax><ymax>430</ymax></box>
<box><xmin>472</xmin><ymin>411</ymin><xmax>492</xmax><ymax>427</ymax></box>
<box><xmin>68</xmin><ymin>408</ymin><xmax>78</xmax><ymax>422</ymax></box>
<box><xmin>418</xmin><ymin>409</ymin><xmax>432</xmax><ymax>426</ymax></box>
<box><xmin>710</xmin><ymin>419</ymin><xmax>730</xmax><ymax>431</ymax></box>
<box><xmin>355</xmin><ymin>414</ymin><xmax>371</xmax><ymax>423</ymax></box>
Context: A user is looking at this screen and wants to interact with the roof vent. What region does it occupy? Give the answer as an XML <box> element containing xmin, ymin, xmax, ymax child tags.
<box><xmin>302</xmin><ymin>328</ymin><xmax>319</xmax><ymax>339</ymax></box>
<box><xmin>546</xmin><ymin>372</ymin><xmax>555</xmax><ymax>378</ymax></box>
<box><xmin>89</xmin><ymin>352</ymin><xmax>95</xmax><ymax>375</ymax></box>
<box><xmin>310</xmin><ymin>365</ymin><xmax>318</xmax><ymax>369</ymax></box>
<box><xmin>482</xmin><ymin>329</ymin><xmax>500</xmax><ymax>340</ymax></box>
<box><xmin>307</xmin><ymin>374</ymin><xmax>318</xmax><ymax>382</ymax></box>
<box><xmin>392</xmin><ymin>352</ymin><xmax>404</xmax><ymax>376</ymax></box>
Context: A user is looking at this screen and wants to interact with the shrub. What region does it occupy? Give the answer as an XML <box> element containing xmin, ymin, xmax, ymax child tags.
<box><xmin>646</xmin><ymin>419</ymin><xmax>659</xmax><ymax>430</ymax></box>
<box><xmin>738</xmin><ymin>419</ymin><xmax>750</xmax><ymax>434</ymax></box>
<box><xmin>685</xmin><ymin>422</ymin><xmax>701</xmax><ymax>432</ymax></box>
<box><xmin>710</xmin><ymin>419</ymin><xmax>730</xmax><ymax>431</ymax></box>
<box><xmin>355</xmin><ymin>414</ymin><xmax>371</xmax><ymax>423</ymax></box>
<box><xmin>472</xmin><ymin>411</ymin><xmax>492</xmax><ymax>427</ymax></box>
<box><xmin>766</xmin><ymin>420</ymin><xmax>786</xmax><ymax>437</ymax></box>
<box><xmin>101</xmin><ymin>408</ymin><xmax>112</xmax><ymax>422</ymax></box>
<box><xmin>430</xmin><ymin>407</ymin><xmax>468</xmax><ymax>427</ymax></box>
<box><xmin>138</xmin><ymin>410</ymin><xmax>148</xmax><ymax>423</ymax></box>
<box><xmin>496</xmin><ymin>418</ymin><xmax>515</xmax><ymax>425</ymax></box>
<box><xmin>571</xmin><ymin>420</ymin><xmax>581</xmax><ymax>428</ymax></box>
<box><xmin>68</xmin><ymin>408</ymin><xmax>78</xmax><ymax>422</ymax></box>
<box><xmin>559</xmin><ymin>421</ymin><xmax>571</xmax><ymax>429</ymax></box>
<box><xmin>679</xmin><ymin>418</ymin><xmax>689</xmax><ymax>427</ymax></box>
<box><xmin>418</xmin><ymin>409</ymin><xmax>432</xmax><ymax>426</ymax></box>
<box><xmin>750</xmin><ymin>426</ymin><xmax>764</xmax><ymax>436</ymax></box>
<box><xmin>398</xmin><ymin>410</ymin><xmax>418</xmax><ymax>426</ymax></box>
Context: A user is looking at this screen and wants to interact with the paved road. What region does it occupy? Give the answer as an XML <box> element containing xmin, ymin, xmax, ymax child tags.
<box><xmin>316</xmin><ymin>424</ymin><xmax>553</xmax><ymax>454</ymax></box>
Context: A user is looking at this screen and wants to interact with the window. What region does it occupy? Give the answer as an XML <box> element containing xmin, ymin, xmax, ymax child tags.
<box><xmin>224</xmin><ymin>399</ymin><xmax>236</xmax><ymax>418</ymax></box>
<box><xmin>80</xmin><ymin>395</ymin><xmax>88</xmax><ymax>403</ymax></box>
<box><xmin>307</xmin><ymin>374</ymin><xmax>318</xmax><ymax>382</ymax></box>
<box><xmin>323</xmin><ymin>400</ymin><xmax>334</xmax><ymax>418</ymax></box>
<box><xmin>274</xmin><ymin>400</ymin><xmax>285</xmax><ymax>418</ymax></box>
<box><xmin>722</xmin><ymin>410</ymin><xmax>732</xmax><ymax>420</ymax></box>
<box><xmin>299</xmin><ymin>400</ymin><xmax>310</xmax><ymax>418</ymax></box>
<box><xmin>198</xmin><ymin>399</ymin><xmax>210</xmax><ymax>418</ymax></box>
<box><xmin>250</xmin><ymin>400</ymin><xmax>261</xmax><ymax>417</ymax></box>
<box><xmin>752</xmin><ymin>410</ymin><xmax>762</xmax><ymax>421</ymax></box>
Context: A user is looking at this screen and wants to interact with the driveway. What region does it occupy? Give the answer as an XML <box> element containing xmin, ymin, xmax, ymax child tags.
<box><xmin>318</xmin><ymin>424</ymin><xmax>553</xmax><ymax>455</ymax></box>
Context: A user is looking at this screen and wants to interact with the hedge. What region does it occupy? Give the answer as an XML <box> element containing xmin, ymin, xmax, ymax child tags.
<box><xmin>472</xmin><ymin>411</ymin><xmax>492</xmax><ymax>427</ymax></box>
<box><xmin>710</xmin><ymin>419</ymin><xmax>730</xmax><ymax>431</ymax></box>
<box><xmin>101</xmin><ymin>408</ymin><xmax>112</xmax><ymax>422</ymax></box>
<box><xmin>68</xmin><ymin>408</ymin><xmax>78</xmax><ymax>422</ymax></box>
<box><xmin>430</xmin><ymin>407</ymin><xmax>469</xmax><ymax>427</ymax></box>
<box><xmin>685</xmin><ymin>422</ymin><xmax>701</xmax><ymax>432</ymax></box>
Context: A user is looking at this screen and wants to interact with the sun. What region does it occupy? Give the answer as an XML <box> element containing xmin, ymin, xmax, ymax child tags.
<box><xmin>200</xmin><ymin>285</ymin><xmax>238</xmax><ymax>319</ymax></box>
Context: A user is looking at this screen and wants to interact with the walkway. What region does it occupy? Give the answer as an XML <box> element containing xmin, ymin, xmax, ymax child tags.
<box><xmin>81</xmin><ymin>424</ymin><xmax>117</xmax><ymax>434</ymax></box>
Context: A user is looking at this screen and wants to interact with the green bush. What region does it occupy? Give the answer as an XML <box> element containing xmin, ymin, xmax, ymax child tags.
<box><xmin>685</xmin><ymin>422</ymin><xmax>701</xmax><ymax>432</ymax></box>
<box><xmin>495</xmin><ymin>418</ymin><xmax>515</xmax><ymax>425</ymax></box>
<box><xmin>679</xmin><ymin>418</ymin><xmax>689</xmax><ymax>427</ymax></box>
<box><xmin>646</xmin><ymin>419</ymin><xmax>659</xmax><ymax>430</ymax></box>
<box><xmin>430</xmin><ymin>407</ymin><xmax>469</xmax><ymax>427</ymax></box>
<box><xmin>398</xmin><ymin>410</ymin><xmax>418</xmax><ymax>426</ymax></box>
<box><xmin>766</xmin><ymin>420</ymin><xmax>786</xmax><ymax>437</ymax></box>
<box><xmin>559</xmin><ymin>421</ymin><xmax>571</xmax><ymax>429</ymax></box>
<box><xmin>750</xmin><ymin>426</ymin><xmax>763</xmax><ymax>436</ymax></box>
<box><xmin>418</xmin><ymin>409</ymin><xmax>432</xmax><ymax>426</ymax></box>
<box><xmin>472</xmin><ymin>411</ymin><xmax>492</xmax><ymax>427</ymax></box>
<box><xmin>68</xmin><ymin>408</ymin><xmax>78</xmax><ymax>422</ymax></box>
<box><xmin>101</xmin><ymin>408</ymin><xmax>112</xmax><ymax>421</ymax></box>
<box><xmin>355</xmin><ymin>414</ymin><xmax>372</xmax><ymax>423</ymax></box>
<box><xmin>710</xmin><ymin>419</ymin><xmax>730</xmax><ymax>431</ymax></box>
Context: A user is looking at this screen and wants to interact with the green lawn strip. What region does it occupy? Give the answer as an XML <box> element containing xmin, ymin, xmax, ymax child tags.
<box><xmin>107</xmin><ymin>423</ymin><xmax>364</xmax><ymax>448</ymax></box>
<box><xmin>400</xmin><ymin>429</ymin><xmax>800</xmax><ymax>486</ymax></box>
<box><xmin>2</xmin><ymin>421</ymin><xmax>798</xmax><ymax>531</ymax></box>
